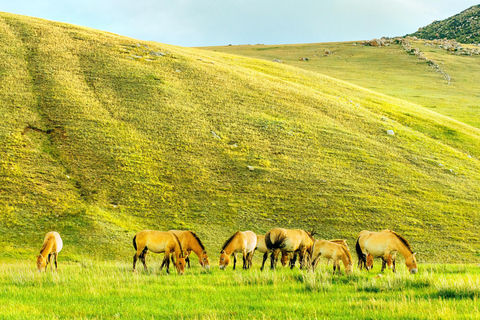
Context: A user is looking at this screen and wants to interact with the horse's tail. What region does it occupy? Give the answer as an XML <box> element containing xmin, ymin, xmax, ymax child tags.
<box><xmin>265</xmin><ymin>230</ymin><xmax>286</xmax><ymax>250</ymax></box>
<box><xmin>133</xmin><ymin>235</ymin><xmax>137</xmax><ymax>251</ymax></box>
<box><xmin>355</xmin><ymin>236</ymin><xmax>365</xmax><ymax>266</ymax></box>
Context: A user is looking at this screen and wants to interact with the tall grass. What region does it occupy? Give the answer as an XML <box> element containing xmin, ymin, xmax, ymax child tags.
<box><xmin>1</xmin><ymin>261</ymin><xmax>479</xmax><ymax>319</ymax></box>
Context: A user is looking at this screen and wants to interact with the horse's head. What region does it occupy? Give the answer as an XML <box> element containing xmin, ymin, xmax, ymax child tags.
<box><xmin>218</xmin><ymin>250</ymin><xmax>230</xmax><ymax>270</ymax></box>
<box><xmin>345</xmin><ymin>263</ymin><xmax>354</xmax><ymax>275</ymax></box>
<box><xmin>366</xmin><ymin>253</ymin><xmax>374</xmax><ymax>271</ymax></box>
<box><xmin>280</xmin><ymin>251</ymin><xmax>289</xmax><ymax>267</ymax></box>
<box><xmin>36</xmin><ymin>255</ymin><xmax>46</xmax><ymax>272</ymax></box>
<box><xmin>199</xmin><ymin>250</ymin><xmax>210</xmax><ymax>270</ymax></box>
<box><xmin>175</xmin><ymin>251</ymin><xmax>186</xmax><ymax>275</ymax></box>
<box><xmin>406</xmin><ymin>253</ymin><xmax>418</xmax><ymax>274</ymax></box>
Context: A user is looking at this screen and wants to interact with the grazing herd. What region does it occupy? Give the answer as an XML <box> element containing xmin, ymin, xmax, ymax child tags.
<box><xmin>36</xmin><ymin>228</ymin><xmax>418</xmax><ymax>276</ymax></box>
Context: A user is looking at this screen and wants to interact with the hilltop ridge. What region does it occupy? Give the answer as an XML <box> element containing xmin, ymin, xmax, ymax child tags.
<box><xmin>408</xmin><ymin>5</ymin><xmax>480</xmax><ymax>43</ymax></box>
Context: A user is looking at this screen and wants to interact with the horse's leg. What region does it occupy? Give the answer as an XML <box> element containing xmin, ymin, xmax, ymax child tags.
<box><xmin>54</xmin><ymin>252</ymin><xmax>58</xmax><ymax>271</ymax></box>
<box><xmin>165</xmin><ymin>253</ymin><xmax>170</xmax><ymax>274</ymax></box>
<box><xmin>140</xmin><ymin>248</ymin><xmax>149</xmax><ymax>271</ymax></box>
<box><xmin>46</xmin><ymin>253</ymin><xmax>52</xmax><ymax>271</ymax></box>
<box><xmin>290</xmin><ymin>252</ymin><xmax>298</xmax><ymax>269</ymax></box>
<box><xmin>392</xmin><ymin>255</ymin><xmax>397</xmax><ymax>273</ymax></box>
<box><xmin>242</xmin><ymin>250</ymin><xmax>247</xmax><ymax>270</ymax></box>
<box><xmin>186</xmin><ymin>250</ymin><xmax>192</xmax><ymax>268</ymax></box>
<box><xmin>260</xmin><ymin>252</ymin><xmax>268</xmax><ymax>271</ymax></box>
<box><xmin>233</xmin><ymin>253</ymin><xmax>237</xmax><ymax>270</ymax></box>
<box><xmin>381</xmin><ymin>258</ymin><xmax>386</xmax><ymax>272</ymax></box>
<box><xmin>133</xmin><ymin>253</ymin><xmax>139</xmax><ymax>272</ymax></box>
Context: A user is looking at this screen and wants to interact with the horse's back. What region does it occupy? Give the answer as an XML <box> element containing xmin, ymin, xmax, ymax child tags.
<box><xmin>44</xmin><ymin>231</ymin><xmax>62</xmax><ymax>254</ymax></box>
<box><xmin>363</xmin><ymin>231</ymin><xmax>396</xmax><ymax>256</ymax></box>
<box><xmin>242</xmin><ymin>231</ymin><xmax>257</xmax><ymax>252</ymax></box>
<box><xmin>168</xmin><ymin>230</ymin><xmax>189</xmax><ymax>248</ymax></box>
<box><xmin>282</xmin><ymin>229</ymin><xmax>312</xmax><ymax>251</ymax></box>
<box><xmin>256</xmin><ymin>235</ymin><xmax>268</xmax><ymax>253</ymax></box>
<box><xmin>135</xmin><ymin>230</ymin><xmax>175</xmax><ymax>253</ymax></box>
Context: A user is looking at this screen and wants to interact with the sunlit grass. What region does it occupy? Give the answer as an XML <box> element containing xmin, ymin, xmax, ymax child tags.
<box><xmin>0</xmin><ymin>261</ymin><xmax>479</xmax><ymax>319</ymax></box>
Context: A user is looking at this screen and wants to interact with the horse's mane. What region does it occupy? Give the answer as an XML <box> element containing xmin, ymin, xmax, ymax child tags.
<box><xmin>389</xmin><ymin>230</ymin><xmax>413</xmax><ymax>253</ymax></box>
<box><xmin>189</xmin><ymin>231</ymin><xmax>205</xmax><ymax>250</ymax></box>
<box><xmin>171</xmin><ymin>232</ymin><xmax>183</xmax><ymax>253</ymax></box>
<box><xmin>39</xmin><ymin>236</ymin><xmax>54</xmax><ymax>254</ymax></box>
<box><xmin>222</xmin><ymin>231</ymin><xmax>240</xmax><ymax>251</ymax></box>
<box><xmin>340</xmin><ymin>244</ymin><xmax>352</xmax><ymax>264</ymax></box>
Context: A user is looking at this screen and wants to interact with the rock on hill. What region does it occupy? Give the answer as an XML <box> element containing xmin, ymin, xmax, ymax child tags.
<box><xmin>408</xmin><ymin>5</ymin><xmax>480</xmax><ymax>43</ymax></box>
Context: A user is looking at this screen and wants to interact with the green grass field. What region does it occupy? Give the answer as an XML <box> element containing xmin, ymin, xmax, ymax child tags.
<box><xmin>1</xmin><ymin>260</ymin><xmax>479</xmax><ymax>319</ymax></box>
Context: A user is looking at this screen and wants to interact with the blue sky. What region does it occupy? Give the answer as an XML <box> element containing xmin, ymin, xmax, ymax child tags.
<box><xmin>1</xmin><ymin>0</ymin><xmax>479</xmax><ymax>47</ymax></box>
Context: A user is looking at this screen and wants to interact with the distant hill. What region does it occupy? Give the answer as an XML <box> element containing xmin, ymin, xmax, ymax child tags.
<box><xmin>1</xmin><ymin>12</ymin><xmax>480</xmax><ymax>262</ymax></box>
<box><xmin>408</xmin><ymin>5</ymin><xmax>480</xmax><ymax>43</ymax></box>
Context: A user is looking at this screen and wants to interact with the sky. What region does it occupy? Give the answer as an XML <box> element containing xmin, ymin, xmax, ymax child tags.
<box><xmin>1</xmin><ymin>0</ymin><xmax>479</xmax><ymax>47</ymax></box>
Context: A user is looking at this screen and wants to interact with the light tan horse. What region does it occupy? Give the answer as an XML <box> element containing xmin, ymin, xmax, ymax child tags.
<box><xmin>219</xmin><ymin>231</ymin><xmax>257</xmax><ymax>270</ymax></box>
<box><xmin>36</xmin><ymin>231</ymin><xmax>63</xmax><ymax>272</ymax></box>
<box><xmin>169</xmin><ymin>230</ymin><xmax>210</xmax><ymax>270</ymax></box>
<box><xmin>255</xmin><ymin>235</ymin><xmax>288</xmax><ymax>270</ymax></box>
<box><xmin>356</xmin><ymin>229</ymin><xmax>417</xmax><ymax>274</ymax></box>
<box><xmin>132</xmin><ymin>230</ymin><xmax>186</xmax><ymax>275</ymax></box>
<box><xmin>265</xmin><ymin>228</ymin><xmax>315</xmax><ymax>270</ymax></box>
<box><xmin>311</xmin><ymin>240</ymin><xmax>353</xmax><ymax>275</ymax></box>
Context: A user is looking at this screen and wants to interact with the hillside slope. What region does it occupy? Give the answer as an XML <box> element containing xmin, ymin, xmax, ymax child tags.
<box><xmin>200</xmin><ymin>41</ymin><xmax>480</xmax><ymax>129</ymax></box>
<box><xmin>408</xmin><ymin>4</ymin><xmax>480</xmax><ymax>43</ymax></box>
<box><xmin>1</xmin><ymin>12</ymin><xmax>480</xmax><ymax>262</ymax></box>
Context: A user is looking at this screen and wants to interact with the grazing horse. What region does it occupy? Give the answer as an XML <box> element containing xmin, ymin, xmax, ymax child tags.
<box><xmin>37</xmin><ymin>231</ymin><xmax>63</xmax><ymax>272</ymax></box>
<box><xmin>265</xmin><ymin>228</ymin><xmax>315</xmax><ymax>270</ymax></box>
<box><xmin>132</xmin><ymin>230</ymin><xmax>186</xmax><ymax>275</ymax></box>
<box><xmin>255</xmin><ymin>235</ymin><xmax>288</xmax><ymax>270</ymax></box>
<box><xmin>219</xmin><ymin>231</ymin><xmax>257</xmax><ymax>270</ymax></box>
<box><xmin>169</xmin><ymin>230</ymin><xmax>210</xmax><ymax>270</ymax></box>
<box><xmin>356</xmin><ymin>229</ymin><xmax>418</xmax><ymax>274</ymax></box>
<box><xmin>311</xmin><ymin>240</ymin><xmax>353</xmax><ymax>275</ymax></box>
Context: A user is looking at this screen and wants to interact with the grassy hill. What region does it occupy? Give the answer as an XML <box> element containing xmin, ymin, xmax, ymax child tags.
<box><xmin>408</xmin><ymin>5</ymin><xmax>480</xmax><ymax>44</ymax></box>
<box><xmin>200</xmin><ymin>40</ymin><xmax>480</xmax><ymax>129</ymax></box>
<box><xmin>1</xmin><ymin>12</ymin><xmax>480</xmax><ymax>263</ymax></box>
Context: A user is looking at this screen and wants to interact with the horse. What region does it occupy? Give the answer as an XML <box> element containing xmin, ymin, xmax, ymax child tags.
<box><xmin>357</xmin><ymin>231</ymin><xmax>399</xmax><ymax>272</ymax></box>
<box><xmin>219</xmin><ymin>231</ymin><xmax>257</xmax><ymax>270</ymax></box>
<box><xmin>132</xmin><ymin>230</ymin><xmax>186</xmax><ymax>275</ymax></box>
<box><xmin>355</xmin><ymin>229</ymin><xmax>418</xmax><ymax>274</ymax></box>
<box><xmin>311</xmin><ymin>239</ymin><xmax>353</xmax><ymax>275</ymax></box>
<box><xmin>255</xmin><ymin>235</ymin><xmax>288</xmax><ymax>270</ymax></box>
<box><xmin>36</xmin><ymin>231</ymin><xmax>63</xmax><ymax>272</ymax></box>
<box><xmin>169</xmin><ymin>230</ymin><xmax>210</xmax><ymax>270</ymax></box>
<box><xmin>265</xmin><ymin>228</ymin><xmax>315</xmax><ymax>270</ymax></box>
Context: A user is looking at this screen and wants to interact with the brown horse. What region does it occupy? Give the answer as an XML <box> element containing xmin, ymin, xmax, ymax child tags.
<box><xmin>132</xmin><ymin>230</ymin><xmax>186</xmax><ymax>275</ymax></box>
<box><xmin>36</xmin><ymin>231</ymin><xmax>63</xmax><ymax>272</ymax></box>
<box><xmin>265</xmin><ymin>228</ymin><xmax>315</xmax><ymax>270</ymax></box>
<box><xmin>219</xmin><ymin>231</ymin><xmax>257</xmax><ymax>270</ymax></box>
<box><xmin>311</xmin><ymin>239</ymin><xmax>353</xmax><ymax>275</ymax></box>
<box><xmin>356</xmin><ymin>229</ymin><xmax>417</xmax><ymax>274</ymax></box>
<box><xmin>169</xmin><ymin>230</ymin><xmax>210</xmax><ymax>270</ymax></box>
<box><xmin>255</xmin><ymin>235</ymin><xmax>288</xmax><ymax>270</ymax></box>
